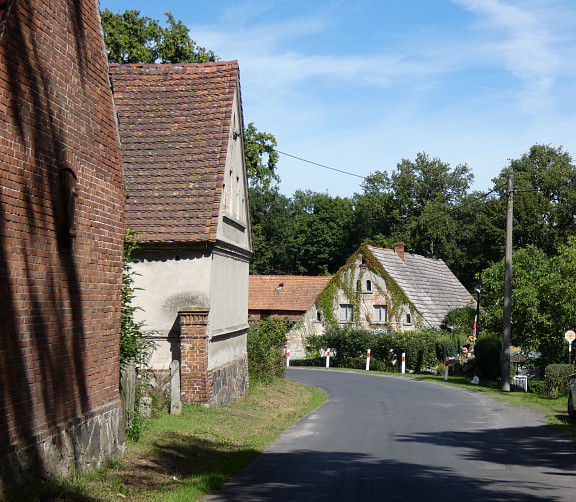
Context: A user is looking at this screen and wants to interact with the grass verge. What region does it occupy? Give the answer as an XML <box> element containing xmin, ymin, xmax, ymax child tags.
<box><xmin>33</xmin><ymin>378</ymin><xmax>325</xmax><ymax>502</ymax></box>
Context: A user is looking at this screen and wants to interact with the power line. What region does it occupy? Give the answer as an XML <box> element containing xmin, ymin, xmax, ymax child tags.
<box><xmin>410</xmin><ymin>181</ymin><xmax>509</xmax><ymax>229</ymax></box>
<box><xmin>275</xmin><ymin>150</ymin><xmax>366</xmax><ymax>179</ymax></box>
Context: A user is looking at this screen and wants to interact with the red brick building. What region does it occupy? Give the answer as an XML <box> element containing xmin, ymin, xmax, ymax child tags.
<box><xmin>0</xmin><ymin>0</ymin><xmax>125</xmax><ymax>494</ymax></box>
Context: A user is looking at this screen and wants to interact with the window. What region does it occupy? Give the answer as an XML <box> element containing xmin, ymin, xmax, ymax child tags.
<box><xmin>374</xmin><ymin>305</ymin><xmax>388</xmax><ymax>323</ymax></box>
<box><xmin>406</xmin><ymin>313</ymin><xmax>412</xmax><ymax>324</ymax></box>
<box><xmin>366</xmin><ymin>280</ymin><xmax>372</xmax><ymax>292</ymax></box>
<box><xmin>58</xmin><ymin>168</ymin><xmax>77</xmax><ymax>249</ymax></box>
<box><xmin>316</xmin><ymin>310</ymin><xmax>322</xmax><ymax>322</ymax></box>
<box><xmin>340</xmin><ymin>304</ymin><xmax>354</xmax><ymax>322</ymax></box>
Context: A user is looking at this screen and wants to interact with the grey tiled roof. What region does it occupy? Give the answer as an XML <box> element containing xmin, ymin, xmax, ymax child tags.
<box><xmin>367</xmin><ymin>245</ymin><xmax>474</xmax><ymax>327</ymax></box>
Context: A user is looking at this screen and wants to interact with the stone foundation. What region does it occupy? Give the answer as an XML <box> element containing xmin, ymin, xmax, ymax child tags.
<box><xmin>0</xmin><ymin>406</ymin><xmax>124</xmax><ymax>499</ymax></box>
<box><xmin>210</xmin><ymin>353</ymin><xmax>249</xmax><ymax>405</ymax></box>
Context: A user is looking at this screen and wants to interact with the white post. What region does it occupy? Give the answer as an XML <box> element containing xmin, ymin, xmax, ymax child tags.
<box><xmin>401</xmin><ymin>352</ymin><xmax>406</xmax><ymax>374</ymax></box>
<box><xmin>365</xmin><ymin>349</ymin><xmax>371</xmax><ymax>371</ymax></box>
<box><xmin>169</xmin><ymin>360</ymin><xmax>181</xmax><ymax>415</ymax></box>
<box><xmin>326</xmin><ymin>349</ymin><xmax>331</xmax><ymax>368</ymax></box>
<box><xmin>286</xmin><ymin>349</ymin><xmax>290</xmax><ymax>367</ymax></box>
<box><xmin>565</xmin><ymin>330</ymin><xmax>575</xmax><ymax>365</ymax></box>
<box><xmin>444</xmin><ymin>358</ymin><xmax>449</xmax><ymax>381</ymax></box>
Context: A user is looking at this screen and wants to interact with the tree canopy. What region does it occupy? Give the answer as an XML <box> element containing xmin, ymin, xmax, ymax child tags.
<box><xmin>101</xmin><ymin>9</ymin><xmax>279</xmax><ymax>192</ymax></box>
<box><xmin>481</xmin><ymin>240</ymin><xmax>576</xmax><ymax>369</ymax></box>
<box><xmin>101</xmin><ymin>10</ymin><xmax>218</xmax><ymax>64</ymax></box>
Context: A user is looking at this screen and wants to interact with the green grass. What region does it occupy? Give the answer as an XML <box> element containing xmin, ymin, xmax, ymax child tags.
<box><xmin>31</xmin><ymin>378</ymin><xmax>325</xmax><ymax>502</ymax></box>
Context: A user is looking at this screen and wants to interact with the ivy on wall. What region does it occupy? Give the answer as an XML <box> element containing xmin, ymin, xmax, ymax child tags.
<box><xmin>316</xmin><ymin>244</ymin><xmax>418</xmax><ymax>329</ymax></box>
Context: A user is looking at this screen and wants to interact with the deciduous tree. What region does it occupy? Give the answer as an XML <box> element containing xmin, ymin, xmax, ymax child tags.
<box><xmin>101</xmin><ymin>9</ymin><xmax>218</xmax><ymax>64</ymax></box>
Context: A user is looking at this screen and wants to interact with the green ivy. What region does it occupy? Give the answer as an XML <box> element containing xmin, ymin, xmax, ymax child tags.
<box><xmin>316</xmin><ymin>245</ymin><xmax>418</xmax><ymax>329</ymax></box>
<box><xmin>121</xmin><ymin>228</ymin><xmax>155</xmax><ymax>366</ymax></box>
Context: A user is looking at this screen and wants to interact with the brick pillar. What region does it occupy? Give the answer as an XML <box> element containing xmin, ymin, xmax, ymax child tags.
<box><xmin>179</xmin><ymin>306</ymin><xmax>210</xmax><ymax>404</ymax></box>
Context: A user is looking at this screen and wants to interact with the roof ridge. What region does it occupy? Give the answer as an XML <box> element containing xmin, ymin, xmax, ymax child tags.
<box><xmin>109</xmin><ymin>60</ymin><xmax>239</xmax><ymax>71</ymax></box>
<box><xmin>250</xmin><ymin>275</ymin><xmax>331</xmax><ymax>279</ymax></box>
<box><xmin>364</xmin><ymin>243</ymin><xmax>400</xmax><ymax>253</ymax></box>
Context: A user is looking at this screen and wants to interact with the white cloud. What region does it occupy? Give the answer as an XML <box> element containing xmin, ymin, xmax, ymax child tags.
<box><xmin>453</xmin><ymin>0</ymin><xmax>570</xmax><ymax>108</ymax></box>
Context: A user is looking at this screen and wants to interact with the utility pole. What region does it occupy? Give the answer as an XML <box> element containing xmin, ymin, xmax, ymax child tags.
<box><xmin>501</xmin><ymin>174</ymin><xmax>514</xmax><ymax>392</ymax></box>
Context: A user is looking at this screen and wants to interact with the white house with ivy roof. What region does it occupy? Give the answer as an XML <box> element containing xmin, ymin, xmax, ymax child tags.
<box><xmin>318</xmin><ymin>243</ymin><xmax>474</xmax><ymax>332</ymax></box>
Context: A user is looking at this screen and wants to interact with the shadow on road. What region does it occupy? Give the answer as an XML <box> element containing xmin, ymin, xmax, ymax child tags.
<box><xmin>207</xmin><ymin>447</ymin><xmax>571</xmax><ymax>501</ymax></box>
<box><xmin>395</xmin><ymin>423</ymin><xmax>575</xmax><ymax>471</ymax></box>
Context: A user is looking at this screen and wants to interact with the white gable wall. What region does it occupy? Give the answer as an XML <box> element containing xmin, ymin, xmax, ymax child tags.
<box><xmin>130</xmin><ymin>249</ymin><xmax>212</xmax><ymax>371</ymax></box>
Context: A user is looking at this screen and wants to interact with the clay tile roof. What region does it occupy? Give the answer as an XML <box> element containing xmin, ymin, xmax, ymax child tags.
<box><xmin>365</xmin><ymin>244</ymin><xmax>474</xmax><ymax>327</ymax></box>
<box><xmin>109</xmin><ymin>62</ymin><xmax>240</xmax><ymax>243</ymax></box>
<box><xmin>249</xmin><ymin>275</ymin><xmax>332</xmax><ymax>313</ymax></box>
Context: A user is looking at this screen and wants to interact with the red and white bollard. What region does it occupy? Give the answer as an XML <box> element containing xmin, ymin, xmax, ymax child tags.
<box><xmin>401</xmin><ymin>352</ymin><xmax>406</xmax><ymax>374</ymax></box>
<box><xmin>365</xmin><ymin>349</ymin><xmax>371</xmax><ymax>371</ymax></box>
<box><xmin>286</xmin><ymin>349</ymin><xmax>290</xmax><ymax>367</ymax></box>
<box><xmin>444</xmin><ymin>357</ymin><xmax>449</xmax><ymax>381</ymax></box>
<box><xmin>326</xmin><ymin>349</ymin><xmax>331</xmax><ymax>368</ymax></box>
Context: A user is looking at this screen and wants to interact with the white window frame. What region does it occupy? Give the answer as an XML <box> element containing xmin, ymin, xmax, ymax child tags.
<box><xmin>340</xmin><ymin>304</ymin><xmax>354</xmax><ymax>322</ymax></box>
<box><xmin>373</xmin><ymin>305</ymin><xmax>388</xmax><ymax>323</ymax></box>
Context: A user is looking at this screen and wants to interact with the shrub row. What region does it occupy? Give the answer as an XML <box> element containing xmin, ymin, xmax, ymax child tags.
<box><xmin>304</xmin><ymin>326</ymin><xmax>467</xmax><ymax>373</ymax></box>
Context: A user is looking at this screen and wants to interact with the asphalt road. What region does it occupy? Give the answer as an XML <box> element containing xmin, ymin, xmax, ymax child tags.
<box><xmin>206</xmin><ymin>368</ymin><xmax>576</xmax><ymax>501</ymax></box>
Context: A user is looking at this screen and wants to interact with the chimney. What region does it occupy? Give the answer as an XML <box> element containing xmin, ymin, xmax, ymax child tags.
<box><xmin>394</xmin><ymin>242</ymin><xmax>405</xmax><ymax>261</ymax></box>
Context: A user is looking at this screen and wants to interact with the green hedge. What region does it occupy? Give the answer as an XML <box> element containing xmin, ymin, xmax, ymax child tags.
<box><xmin>304</xmin><ymin>326</ymin><xmax>464</xmax><ymax>373</ymax></box>
<box><xmin>544</xmin><ymin>363</ymin><xmax>574</xmax><ymax>397</ymax></box>
<box><xmin>474</xmin><ymin>333</ymin><xmax>502</xmax><ymax>379</ymax></box>
<box><xmin>247</xmin><ymin>317</ymin><xmax>293</xmax><ymax>384</ymax></box>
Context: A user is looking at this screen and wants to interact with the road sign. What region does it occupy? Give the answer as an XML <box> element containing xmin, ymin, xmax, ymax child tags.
<box><xmin>565</xmin><ymin>330</ymin><xmax>575</xmax><ymax>343</ymax></box>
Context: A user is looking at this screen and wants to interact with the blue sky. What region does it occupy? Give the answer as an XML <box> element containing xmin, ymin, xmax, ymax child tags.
<box><xmin>98</xmin><ymin>0</ymin><xmax>576</xmax><ymax>198</ymax></box>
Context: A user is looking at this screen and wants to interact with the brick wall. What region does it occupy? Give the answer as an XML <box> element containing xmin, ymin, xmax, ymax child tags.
<box><xmin>179</xmin><ymin>307</ymin><xmax>211</xmax><ymax>403</ymax></box>
<box><xmin>0</xmin><ymin>0</ymin><xmax>125</xmax><ymax>492</ymax></box>
<box><xmin>179</xmin><ymin>308</ymin><xmax>249</xmax><ymax>405</ymax></box>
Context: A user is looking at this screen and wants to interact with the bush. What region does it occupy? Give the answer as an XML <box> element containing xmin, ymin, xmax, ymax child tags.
<box><xmin>247</xmin><ymin>317</ymin><xmax>293</xmax><ymax>384</ymax></box>
<box><xmin>435</xmin><ymin>333</ymin><xmax>465</xmax><ymax>362</ymax></box>
<box><xmin>307</xmin><ymin>327</ymin><xmax>449</xmax><ymax>373</ymax></box>
<box><xmin>390</xmin><ymin>329</ymin><xmax>441</xmax><ymax>373</ymax></box>
<box><xmin>290</xmin><ymin>356</ymin><xmax>323</xmax><ymax>367</ymax></box>
<box><xmin>306</xmin><ymin>325</ymin><xmax>375</xmax><ymax>363</ymax></box>
<box><xmin>544</xmin><ymin>364</ymin><xmax>574</xmax><ymax>398</ymax></box>
<box><xmin>474</xmin><ymin>332</ymin><xmax>501</xmax><ymax>379</ymax></box>
<box><xmin>528</xmin><ymin>379</ymin><xmax>546</xmax><ymax>396</ymax></box>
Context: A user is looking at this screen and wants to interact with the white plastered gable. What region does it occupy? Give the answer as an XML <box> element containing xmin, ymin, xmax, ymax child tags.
<box><xmin>217</xmin><ymin>83</ymin><xmax>253</xmax><ymax>253</ymax></box>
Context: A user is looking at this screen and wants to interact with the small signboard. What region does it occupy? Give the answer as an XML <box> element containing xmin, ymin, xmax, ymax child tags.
<box><xmin>565</xmin><ymin>330</ymin><xmax>576</xmax><ymax>343</ymax></box>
